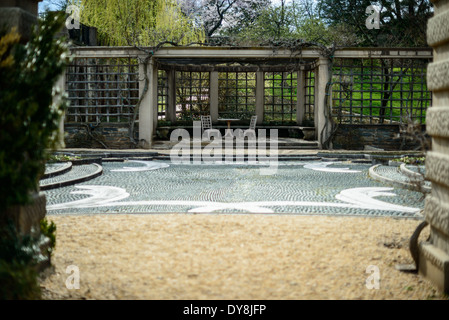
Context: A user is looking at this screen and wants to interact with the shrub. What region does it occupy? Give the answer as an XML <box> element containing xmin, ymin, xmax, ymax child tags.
<box><xmin>40</xmin><ymin>218</ymin><xmax>57</xmax><ymax>257</ymax></box>
<box><xmin>0</xmin><ymin>218</ymin><xmax>57</xmax><ymax>300</ymax></box>
<box><xmin>48</xmin><ymin>154</ymin><xmax>81</xmax><ymax>162</ymax></box>
<box><xmin>0</xmin><ymin>259</ymin><xmax>42</xmax><ymax>300</ymax></box>
<box><xmin>0</xmin><ymin>13</ymin><xmax>68</xmax><ymax>300</ymax></box>
<box><xmin>392</xmin><ymin>156</ymin><xmax>426</xmax><ymax>165</ymax></box>
<box><xmin>0</xmin><ymin>221</ymin><xmax>46</xmax><ymax>300</ymax></box>
<box><xmin>0</xmin><ymin>13</ymin><xmax>70</xmax><ymax>211</ymax></box>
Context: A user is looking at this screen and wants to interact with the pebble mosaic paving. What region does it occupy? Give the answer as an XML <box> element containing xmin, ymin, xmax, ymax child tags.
<box><xmin>43</xmin><ymin>160</ymin><xmax>426</xmax><ymax>217</ymax></box>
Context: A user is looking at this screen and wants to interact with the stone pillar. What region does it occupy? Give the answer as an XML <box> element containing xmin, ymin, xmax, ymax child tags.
<box><xmin>55</xmin><ymin>69</ymin><xmax>66</xmax><ymax>149</ymax></box>
<box><xmin>419</xmin><ymin>0</ymin><xmax>449</xmax><ymax>293</ymax></box>
<box><xmin>138</xmin><ymin>57</ymin><xmax>157</xmax><ymax>149</ymax></box>
<box><xmin>316</xmin><ymin>58</ymin><xmax>332</xmax><ymax>148</ymax></box>
<box><xmin>255</xmin><ymin>71</ymin><xmax>264</xmax><ymax>125</ymax></box>
<box><xmin>0</xmin><ymin>0</ymin><xmax>41</xmax><ymax>15</ymax></box>
<box><xmin>0</xmin><ymin>0</ymin><xmax>42</xmax><ymax>42</ymax></box>
<box><xmin>297</xmin><ymin>69</ymin><xmax>306</xmax><ymax>126</ymax></box>
<box><xmin>1</xmin><ymin>1</ymin><xmax>48</xmax><ymax>252</ymax></box>
<box><xmin>3</xmin><ymin>193</ymin><xmax>47</xmax><ymax>236</ymax></box>
<box><xmin>153</xmin><ymin>68</ymin><xmax>158</xmax><ymax>132</ymax></box>
<box><xmin>210</xmin><ymin>71</ymin><xmax>219</xmax><ymax>122</ymax></box>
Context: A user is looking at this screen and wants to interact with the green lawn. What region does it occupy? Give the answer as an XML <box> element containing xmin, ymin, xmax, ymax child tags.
<box><xmin>332</xmin><ymin>69</ymin><xmax>430</xmax><ymax>124</ymax></box>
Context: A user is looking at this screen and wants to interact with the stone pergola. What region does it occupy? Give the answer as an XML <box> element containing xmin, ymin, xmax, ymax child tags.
<box><xmin>68</xmin><ymin>46</ymin><xmax>433</xmax><ymax>149</ymax></box>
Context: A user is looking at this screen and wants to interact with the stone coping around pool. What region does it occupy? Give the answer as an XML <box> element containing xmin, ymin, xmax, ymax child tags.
<box><xmin>318</xmin><ymin>150</ymin><xmax>425</xmax><ymax>163</ymax></box>
<box><xmin>51</xmin><ymin>158</ymin><xmax>103</xmax><ymax>166</ymax></box>
<box><xmin>42</xmin><ymin>161</ymin><xmax>72</xmax><ymax>179</ymax></box>
<box><xmin>54</xmin><ymin>148</ymin><xmax>425</xmax><ymax>165</ymax></box>
<box><xmin>369</xmin><ymin>164</ymin><xmax>431</xmax><ymax>193</ymax></box>
<box><xmin>40</xmin><ymin>163</ymin><xmax>103</xmax><ymax>191</ymax></box>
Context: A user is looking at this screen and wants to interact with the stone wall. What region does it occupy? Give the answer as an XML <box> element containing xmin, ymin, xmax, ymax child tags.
<box><xmin>0</xmin><ymin>0</ymin><xmax>41</xmax><ymax>16</ymax></box>
<box><xmin>332</xmin><ymin>125</ymin><xmax>427</xmax><ymax>151</ymax></box>
<box><xmin>419</xmin><ymin>0</ymin><xmax>449</xmax><ymax>293</ymax></box>
<box><xmin>3</xmin><ymin>193</ymin><xmax>46</xmax><ymax>235</ymax></box>
<box><xmin>0</xmin><ymin>1</ymin><xmax>50</xmax><ymax>270</ymax></box>
<box><xmin>64</xmin><ymin>123</ymin><xmax>138</xmax><ymax>149</ymax></box>
<box><xmin>0</xmin><ymin>1</ymin><xmax>41</xmax><ymax>42</ymax></box>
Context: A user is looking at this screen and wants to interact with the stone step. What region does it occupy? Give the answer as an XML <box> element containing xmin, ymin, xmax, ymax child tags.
<box><xmin>42</xmin><ymin>161</ymin><xmax>73</xmax><ymax>179</ymax></box>
<box><xmin>153</xmin><ymin>141</ymin><xmax>319</xmax><ymax>149</ymax></box>
<box><xmin>152</xmin><ymin>155</ymin><xmax>321</xmax><ymax>162</ymax></box>
<box><xmin>40</xmin><ymin>163</ymin><xmax>103</xmax><ymax>191</ymax></box>
<box><xmin>67</xmin><ymin>152</ymin><xmax>158</xmax><ymax>159</ymax></box>
<box><xmin>278</xmin><ymin>145</ymin><xmax>319</xmax><ymax>150</ymax></box>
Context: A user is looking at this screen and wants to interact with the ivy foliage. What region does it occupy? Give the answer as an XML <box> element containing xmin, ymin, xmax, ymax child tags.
<box><xmin>0</xmin><ymin>217</ymin><xmax>57</xmax><ymax>300</ymax></box>
<box><xmin>0</xmin><ymin>13</ymin><xmax>70</xmax><ymax>210</ymax></box>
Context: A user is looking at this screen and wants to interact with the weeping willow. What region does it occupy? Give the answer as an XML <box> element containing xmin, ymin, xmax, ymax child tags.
<box><xmin>69</xmin><ymin>0</ymin><xmax>204</xmax><ymax>46</ymax></box>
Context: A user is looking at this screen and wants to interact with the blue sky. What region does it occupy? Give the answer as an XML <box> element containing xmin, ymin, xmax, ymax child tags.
<box><xmin>38</xmin><ymin>1</ymin><xmax>58</xmax><ymax>13</ymax></box>
<box><xmin>39</xmin><ymin>0</ymin><xmax>76</xmax><ymax>13</ymax></box>
<box><xmin>38</xmin><ymin>0</ymin><xmax>292</xmax><ymax>14</ymax></box>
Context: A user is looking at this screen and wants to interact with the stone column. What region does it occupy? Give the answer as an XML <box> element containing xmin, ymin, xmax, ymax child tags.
<box><xmin>1</xmin><ymin>1</ymin><xmax>47</xmax><ymax>250</ymax></box>
<box><xmin>0</xmin><ymin>0</ymin><xmax>42</xmax><ymax>42</ymax></box>
<box><xmin>316</xmin><ymin>58</ymin><xmax>332</xmax><ymax>148</ymax></box>
<box><xmin>55</xmin><ymin>69</ymin><xmax>66</xmax><ymax>149</ymax></box>
<box><xmin>0</xmin><ymin>0</ymin><xmax>41</xmax><ymax>15</ymax></box>
<box><xmin>153</xmin><ymin>68</ymin><xmax>159</xmax><ymax>132</ymax></box>
<box><xmin>419</xmin><ymin>0</ymin><xmax>449</xmax><ymax>293</ymax></box>
<box><xmin>255</xmin><ymin>71</ymin><xmax>264</xmax><ymax>125</ymax></box>
<box><xmin>138</xmin><ymin>57</ymin><xmax>157</xmax><ymax>149</ymax></box>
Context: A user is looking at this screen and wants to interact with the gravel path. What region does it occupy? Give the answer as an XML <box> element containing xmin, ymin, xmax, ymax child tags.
<box><xmin>38</xmin><ymin>214</ymin><xmax>447</xmax><ymax>300</ymax></box>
